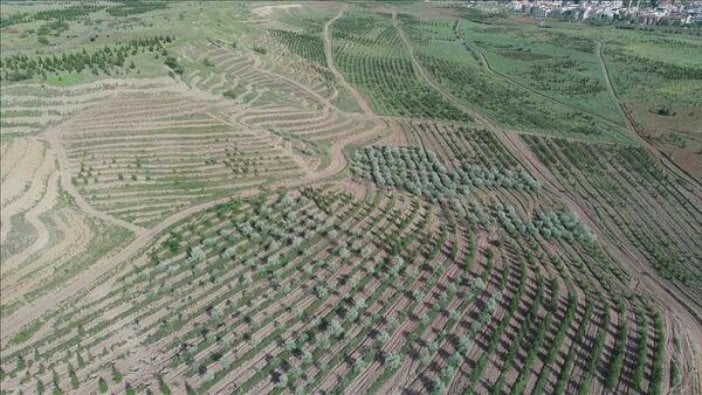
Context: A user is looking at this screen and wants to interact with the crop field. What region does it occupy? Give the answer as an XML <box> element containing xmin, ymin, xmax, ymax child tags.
<box><xmin>1</xmin><ymin>2</ymin><xmax>700</xmax><ymax>395</ymax></box>
<box><xmin>0</xmin><ymin>182</ymin><xmax>674</xmax><ymax>394</ymax></box>
<box><xmin>522</xmin><ymin>135</ymin><xmax>702</xmax><ymax>301</ymax></box>
<box><xmin>330</xmin><ymin>7</ymin><xmax>473</xmax><ymax>121</ymax></box>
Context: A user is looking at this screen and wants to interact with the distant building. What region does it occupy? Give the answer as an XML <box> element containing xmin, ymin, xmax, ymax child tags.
<box><xmin>508</xmin><ymin>0</ymin><xmax>701</xmax><ymax>25</ymax></box>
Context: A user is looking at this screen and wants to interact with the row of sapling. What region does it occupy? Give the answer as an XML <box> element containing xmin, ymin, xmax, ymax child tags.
<box><xmin>351</xmin><ymin>146</ymin><xmax>540</xmax><ymax>201</ymax></box>
<box><xmin>432</xmin><ymin>280</ymin><xmax>498</xmax><ymax>392</ymax></box>
<box><xmin>494</xmin><ymin>273</ymin><xmax>545</xmax><ymax>390</ymax></box>
<box><xmin>317</xmin><ymin>216</ymin><xmax>444</xmax><ymax>392</ymax></box>
<box><xmin>333</xmin><ymin>13</ymin><xmax>474</xmax><ymax>122</ymax></box>
<box><xmin>469</xmin><ymin>255</ymin><xmax>526</xmax><ymax>384</ymax></box>
<box><xmin>417</xmin><ymin>265</ymin><xmax>496</xmax><ymax>391</ymax></box>
<box><xmin>238</xmin><ymin>247</ymin><xmax>381</xmax><ymax>392</ymax></box>
<box><xmin>532</xmin><ymin>289</ymin><xmax>578</xmax><ymax>393</ymax></box>
<box><xmin>577</xmin><ymin>305</ymin><xmax>610</xmax><ymax>395</ymax></box>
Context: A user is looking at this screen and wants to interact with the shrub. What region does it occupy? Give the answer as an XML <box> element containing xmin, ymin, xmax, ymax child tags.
<box><xmin>164</xmin><ymin>55</ymin><xmax>183</xmax><ymax>74</ymax></box>
<box><xmin>222</xmin><ymin>89</ymin><xmax>237</xmax><ymax>100</ymax></box>
<box><xmin>98</xmin><ymin>377</ymin><xmax>108</xmax><ymax>393</ymax></box>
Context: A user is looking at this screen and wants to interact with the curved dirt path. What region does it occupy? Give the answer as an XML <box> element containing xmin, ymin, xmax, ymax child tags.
<box><xmin>43</xmin><ymin>128</ymin><xmax>145</xmax><ymax>235</ymax></box>
<box><xmin>2</xmin><ymin>208</ymin><xmax>91</xmax><ymax>302</ymax></box>
<box><xmin>324</xmin><ymin>4</ymin><xmax>375</xmax><ymax>115</ymax></box>
<box><xmin>0</xmin><ymin>140</ymin><xmax>54</xmax><ymax>244</ymax></box>
<box><xmin>1</xmin><ymin>171</ymin><xmax>59</xmax><ymax>275</ymax></box>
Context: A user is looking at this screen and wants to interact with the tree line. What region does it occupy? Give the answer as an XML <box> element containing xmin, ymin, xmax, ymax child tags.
<box><xmin>0</xmin><ymin>35</ymin><xmax>175</xmax><ymax>82</ymax></box>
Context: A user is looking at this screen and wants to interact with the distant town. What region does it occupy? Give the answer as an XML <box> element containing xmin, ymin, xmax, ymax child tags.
<box><xmin>507</xmin><ymin>0</ymin><xmax>702</xmax><ymax>26</ymax></box>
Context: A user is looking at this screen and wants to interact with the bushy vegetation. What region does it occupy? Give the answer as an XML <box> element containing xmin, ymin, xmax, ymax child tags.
<box><xmin>105</xmin><ymin>1</ymin><xmax>168</xmax><ymax>17</ymax></box>
<box><xmin>270</xmin><ymin>29</ymin><xmax>326</xmax><ymax>65</ymax></box>
<box><xmin>164</xmin><ymin>55</ymin><xmax>183</xmax><ymax>75</ymax></box>
<box><xmin>416</xmin><ymin>51</ymin><xmax>611</xmax><ymax>137</ymax></box>
<box><xmin>222</xmin><ymin>89</ymin><xmax>237</xmax><ymax>100</ymax></box>
<box><xmin>607</xmin><ymin>47</ymin><xmax>702</xmax><ymax>82</ymax></box>
<box><xmin>351</xmin><ymin>146</ymin><xmax>539</xmax><ymax>201</ymax></box>
<box><xmin>494</xmin><ymin>202</ymin><xmax>596</xmax><ymax>243</ymax></box>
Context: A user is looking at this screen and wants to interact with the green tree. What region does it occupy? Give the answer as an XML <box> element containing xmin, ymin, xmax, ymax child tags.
<box><xmin>68</xmin><ymin>363</ymin><xmax>79</xmax><ymax>389</ymax></box>
<box><xmin>98</xmin><ymin>377</ymin><xmax>108</xmax><ymax>393</ymax></box>
<box><xmin>37</xmin><ymin>378</ymin><xmax>45</xmax><ymax>394</ymax></box>
<box><xmin>111</xmin><ymin>363</ymin><xmax>123</xmax><ymax>383</ymax></box>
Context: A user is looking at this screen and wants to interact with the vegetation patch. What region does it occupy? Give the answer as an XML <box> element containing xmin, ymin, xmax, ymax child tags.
<box><xmin>351</xmin><ymin>146</ymin><xmax>539</xmax><ymax>201</ymax></box>
<box><xmin>0</xmin><ymin>36</ymin><xmax>175</xmax><ymax>82</ymax></box>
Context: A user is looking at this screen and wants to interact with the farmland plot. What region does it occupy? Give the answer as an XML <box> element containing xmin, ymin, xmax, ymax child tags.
<box><xmin>395</xmin><ymin>10</ymin><xmax>631</xmax><ymax>142</ymax></box>
<box><xmin>0</xmin><ymin>184</ymin><xmax>671</xmax><ymax>394</ymax></box>
<box><xmin>330</xmin><ymin>8</ymin><xmax>473</xmax><ymax>122</ymax></box>
<box><xmin>0</xmin><ymin>2</ymin><xmax>700</xmax><ymax>394</ymax></box>
<box><xmin>523</xmin><ymin>135</ymin><xmax>702</xmax><ymax>302</ymax></box>
<box><xmin>56</xmin><ymin>91</ymin><xmax>305</xmax><ymax>227</ymax></box>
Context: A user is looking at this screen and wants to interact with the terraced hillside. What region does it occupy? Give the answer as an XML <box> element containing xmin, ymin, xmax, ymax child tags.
<box><xmin>56</xmin><ymin>91</ymin><xmax>305</xmax><ymax>227</ymax></box>
<box><xmin>1</xmin><ymin>2</ymin><xmax>700</xmax><ymax>395</ymax></box>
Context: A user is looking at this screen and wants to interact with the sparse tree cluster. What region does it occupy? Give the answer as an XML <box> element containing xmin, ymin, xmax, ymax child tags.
<box><xmin>270</xmin><ymin>29</ymin><xmax>326</xmax><ymax>65</ymax></box>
